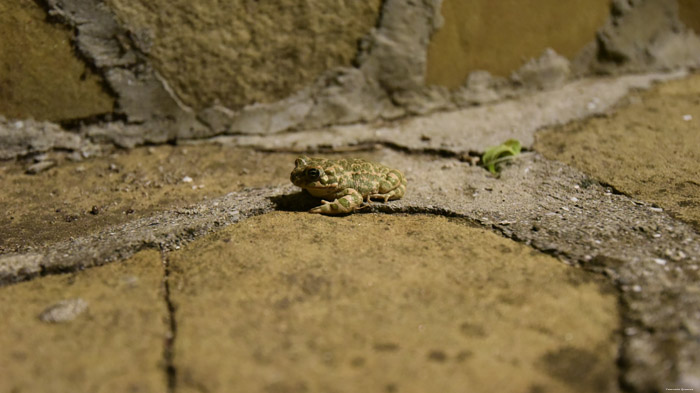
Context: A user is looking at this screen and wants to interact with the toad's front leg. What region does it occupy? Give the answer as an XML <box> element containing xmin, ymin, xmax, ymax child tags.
<box><xmin>309</xmin><ymin>188</ymin><xmax>363</xmax><ymax>215</ymax></box>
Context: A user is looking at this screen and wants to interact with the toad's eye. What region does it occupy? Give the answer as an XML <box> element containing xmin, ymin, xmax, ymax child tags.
<box><xmin>305</xmin><ymin>168</ymin><xmax>320</xmax><ymax>180</ymax></box>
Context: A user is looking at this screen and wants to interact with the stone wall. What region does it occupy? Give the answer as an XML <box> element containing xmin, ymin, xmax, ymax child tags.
<box><xmin>1</xmin><ymin>0</ymin><xmax>700</xmax><ymax>156</ymax></box>
<box><xmin>0</xmin><ymin>0</ymin><xmax>114</xmax><ymax>122</ymax></box>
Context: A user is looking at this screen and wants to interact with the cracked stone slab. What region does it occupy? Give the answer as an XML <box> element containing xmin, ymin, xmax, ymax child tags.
<box><xmin>376</xmin><ymin>151</ymin><xmax>700</xmax><ymax>392</ymax></box>
<box><xmin>42</xmin><ymin>0</ymin><xmax>208</xmax><ymax>142</ymax></box>
<box><xmin>1</xmin><ymin>148</ymin><xmax>698</xmax><ymax>390</ymax></box>
<box><xmin>536</xmin><ymin>72</ymin><xmax>700</xmax><ymax>231</ymax></box>
<box><xmin>169</xmin><ymin>212</ymin><xmax>620</xmax><ymax>393</ymax></box>
<box><xmin>596</xmin><ymin>0</ymin><xmax>700</xmax><ymax>73</ymax></box>
<box><xmin>0</xmin><ymin>186</ymin><xmax>281</xmax><ymax>285</ymax></box>
<box><xmin>0</xmin><ymin>145</ymin><xmax>299</xmax><ymax>254</ymax></box>
<box><xmin>0</xmin><ymin>250</ymin><xmax>167</xmax><ymax>393</ymax></box>
<box><xmin>223</xmin><ymin>71</ymin><xmax>687</xmax><ymax>155</ymax></box>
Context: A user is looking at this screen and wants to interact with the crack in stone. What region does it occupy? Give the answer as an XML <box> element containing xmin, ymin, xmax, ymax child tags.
<box><xmin>0</xmin><ymin>186</ymin><xmax>284</xmax><ymax>286</ymax></box>
<box><xmin>251</xmin><ymin>140</ymin><xmax>482</xmax><ymax>162</ymax></box>
<box><xmin>160</xmin><ymin>249</ymin><xmax>177</xmax><ymax>393</ymax></box>
<box><xmin>369</xmin><ymin>203</ymin><xmax>694</xmax><ymax>393</ymax></box>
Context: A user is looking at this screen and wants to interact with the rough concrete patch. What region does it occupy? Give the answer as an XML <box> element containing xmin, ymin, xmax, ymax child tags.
<box><xmin>224</xmin><ymin>71</ymin><xmax>686</xmax><ymax>154</ymax></box>
<box><xmin>0</xmin><ymin>116</ymin><xmax>97</xmax><ymax>160</ymax></box>
<box><xmin>359</xmin><ymin>0</ymin><xmax>443</xmax><ymax>93</ymax></box>
<box><xmin>84</xmin><ymin>121</ymin><xmax>172</xmax><ymax>148</ymax></box>
<box><xmin>535</xmin><ymin>72</ymin><xmax>700</xmax><ymax>231</ymax></box>
<box><xmin>41</xmin><ymin>0</ymin><xmax>208</xmax><ymax>141</ymax></box>
<box><xmin>301</xmin><ymin>68</ymin><xmax>404</xmax><ymax>129</ymax></box>
<box><xmin>510</xmin><ymin>48</ymin><xmax>571</xmax><ymax>90</ymax></box>
<box><xmin>197</xmin><ymin>69</ymin><xmax>402</xmax><ymax>136</ymax></box>
<box><xmin>0</xmin><ymin>253</ymin><xmax>43</xmax><ymax>279</ymax></box>
<box><xmin>596</xmin><ymin>0</ymin><xmax>700</xmax><ymax>72</ymax></box>
<box><xmin>0</xmin><ymin>186</ymin><xmax>282</xmax><ymax>286</ymax></box>
<box><xmin>450</xmin><ymin>71</ymin><xmax>510</xmax><ymax>107</ymax></box>
<box><xmin>0</xmin><ymin>249</ymin><xmax>167</xmax><ymax>393</ymax></box>
<box><xmin>169</xmin><ymin>212</ymin><xmax>619</xmax><ymax>393</ymax></box>
<box><xmin>202</xmin><ymin>90</ymin><xmax>314</xmax><ymax>136</ymax></box>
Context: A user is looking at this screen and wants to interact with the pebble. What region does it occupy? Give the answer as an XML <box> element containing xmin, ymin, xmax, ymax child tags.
<box><xmin>38</xmin><ymin>298</ymin><xmax>89</xmax><ymax>323</ymax></box>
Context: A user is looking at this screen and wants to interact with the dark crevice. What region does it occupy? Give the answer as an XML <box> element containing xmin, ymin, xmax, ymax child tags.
<box><xmin>160</xmin><ymin>248</ymin><xmax>177</xmax><ymax>393</ymax></box>
<box><xmin>594</xmin><ymin>178</ymin><xmax>636</xmax><ymax>198</ymax></box>
<box><xmin>253</xmin><ymin>140</ymin><xmax>481</xmax><ymax>163</ymax></box>
<box><xmin>1</xmin><ymin>179</ymin><xmax>686</xmax><ymax>392</ymax></box>
<box><xmin>378</xmin><ymin>140</ymin><xmax>480</xmax><ymax>161</ymax></box>
<box><xmin>0</xmin><ymin>195</ymin><xmax>682</xmax><ymax>392</ymax></box>
<box><xmin>351</xmin><ymin>0</ymin><xmax>390</xmax><ymax>68</ymax></box>
<box><xmin>32</xmin><ymin>0</ymin><xmax>123</xmax><ymax>121</ymax></box>
<box><xmin>59</xmin><ymin>112</ymin><xmax>128</xmax><ymax>131</ymax></box>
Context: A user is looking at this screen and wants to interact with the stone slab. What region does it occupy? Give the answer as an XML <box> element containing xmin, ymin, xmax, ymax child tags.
<box><xmin>169</xmin><ymin>212</ymin><xmax>620</xmax><ymax>393</ymax></box>
<box><xmin>0</xmin><ymin>145</ymin><xmax>298</xmax><ymax>254</ymax></box>
<box><xmin>536</xmin><ymin>72</ymin><xmax>700</xmax><ymax>231</ymax></box>
<box><xmin>0</xmin><ymin>0</ymin><xmax>114</xmax><ymax>121</ymax></box>
<box><xmin>0</xmin><ymin>250</ymin><xmax>167</xmax><ymax>392</ymax></box>
<box><xmin>2</xmin><ymin>147</ymin><xmax>697</xmax><ymax>389</ymax></box>
<box><xmin>426</xmin><ymin>0</ymin><xmax>610</xmax><ymax>86</ymax></box>
<box><xmin>105</xmin><ymin>0</ymin><xmax>382</xmax><ymax>110</ymax></box>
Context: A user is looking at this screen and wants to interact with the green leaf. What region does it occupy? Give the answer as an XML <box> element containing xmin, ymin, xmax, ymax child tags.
<box><xmin>481</xmin><ymin>139</ymin><xmax>522</xmax><ymax>174</ymax></box>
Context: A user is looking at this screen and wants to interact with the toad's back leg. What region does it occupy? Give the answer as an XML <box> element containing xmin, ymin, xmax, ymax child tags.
<box><xmin>309</xmin><ymin>188</ymin><xmax>363</xmax><ymax>214</ymax></box>
<box><xmin>370</xmin><ymin>169</ymin><xmax>406</xmax><ymax>202</ymax></box>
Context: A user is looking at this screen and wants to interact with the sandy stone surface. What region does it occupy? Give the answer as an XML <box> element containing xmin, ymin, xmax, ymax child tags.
<box><xmin>0</xmin><ymin>250</ymin><xmax>167</xmax><ymax>393</ymax></box>
<box><xmin>426</xmin><ymin>0</ymin><xmax>610</xmax><ymax>87</ymax></box>
<box><xmin>0</xmin><ymin>0</ymin><xmax>114</xmax><ymax>121</ymax></box>
<box><xmin>0</xmin><ymin>146</ymin><xmax>298</xmax><ymax>253</ymax></box>
<box><xmin>169</xmin><ymin>212</ymin><xmax>620</xmax><ymax>393</ymax></box>
<box><xmin>535</xmin><ymin>73</ymin><xmax>700</xmax><ymax>230</ymax></box>
<box><xmin>105</xmin><ymin>0</ymin><xmax>382</xmax><ymax>110</ymax></box>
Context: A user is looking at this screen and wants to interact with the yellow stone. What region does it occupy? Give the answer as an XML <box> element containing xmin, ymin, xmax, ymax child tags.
<box><xmin>426</xmin><ymin>0</ymin><xmax>610</xmax><ymax>88</ymax></box>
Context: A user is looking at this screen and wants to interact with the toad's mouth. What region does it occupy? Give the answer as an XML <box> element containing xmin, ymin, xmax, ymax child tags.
<box><xmin>304</xmin><ymin>183</ymin><xmax>339</xmax><ymax>190</ymax></box>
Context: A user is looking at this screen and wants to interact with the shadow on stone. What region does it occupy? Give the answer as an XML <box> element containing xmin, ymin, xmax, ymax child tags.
<box><xmin>270</xmin><ymin>191</ymin><xmax>320</xmax><ymax>212</ymax></box>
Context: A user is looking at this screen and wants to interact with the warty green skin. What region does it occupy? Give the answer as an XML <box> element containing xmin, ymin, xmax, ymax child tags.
<box><xmin>290</xmin><ymin>155</ymin><xmax>407</xmax><ymax>214</ymax></box>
